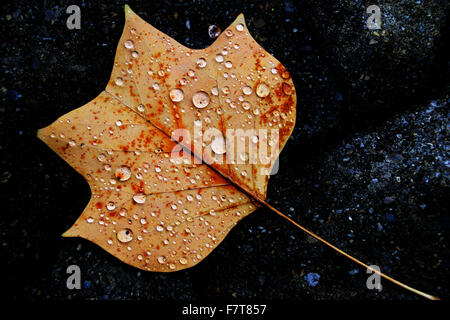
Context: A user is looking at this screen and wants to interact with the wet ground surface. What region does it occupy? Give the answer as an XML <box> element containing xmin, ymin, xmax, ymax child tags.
<box><xmin>1</xmin><ymin>0</ymin><xmax>449</xmax><ymax>300</ymax></box>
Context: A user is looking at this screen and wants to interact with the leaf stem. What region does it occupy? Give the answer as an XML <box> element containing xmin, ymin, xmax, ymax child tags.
<box><xmin>260</xmin><ymin>200</ymin><xmax>440</xmax><ymax>300</ymax></box>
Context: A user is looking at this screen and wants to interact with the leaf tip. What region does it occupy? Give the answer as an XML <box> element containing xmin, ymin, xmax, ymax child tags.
<box><xmin>62</xmin><ymin>227</ymin><xmax>77</xmax><ymax>238</ymax></box>
<box><xmin>124</xmin><ymin>4</ymin><xmax>134</xmax><ymax>19</ymax></box>
<box><xmin>235</xmin><ymin>13</ymin><xmax>246</xmax><ymax>26</ymax></box>
<box><xmin>61</xmin><ymin>231</ymin><xmax>70</xmax><ymax>238</ymax></box>
<box><xmin>36</xmin><ymin>127</ymin><xmax>47</xmax><ymax>142</ymax></box>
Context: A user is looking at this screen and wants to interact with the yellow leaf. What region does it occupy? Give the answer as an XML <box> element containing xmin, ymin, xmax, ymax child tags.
<box><xmin>38</xmin><ymin>6</ymin><xmax>295</xmax><ymax>272</ymax></box>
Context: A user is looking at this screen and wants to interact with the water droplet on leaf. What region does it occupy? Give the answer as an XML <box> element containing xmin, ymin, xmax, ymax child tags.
<box><xmin>115</xmin><ymin>166</ymin><xmax>131</xmax><ymax>181</ymax></box>
<box><xmin>215</xmin><ymin>54</ymin><xmax>224</xmax><ymax>63</ymax></box>
<box><xmin>282</xmin><ymin>83</ymin><xmax>292</xmax><ymax>95</ymax></box>
<box><xmin>170</xmin><ymin>88</ymin><xmax>184</xmax><ymax>102</ymax></box>
<box><xmin>137</xmin><ymin>104</ymin><xmax>145</xmax><ymax>112</ymax></box>
<box><xmin>117</xmin><ymin>229</ymin><xmax>133</xmax><ymax>243</ymax></box>
<box><xmin>236</xmin><ymin>23</ymin><xmax>244</xmax><ymax>31</ymax></box>
<box><xmin>281</xmin><ymin>70</ymin><xmax>290</xmax><ymax>79</ymax></box>
<box><xmin>192</xmin><ymin>91</ymin><xmax>210</xmax><ymax>109</ymax></box>
<box><xmin>211</xmin><ymin>135</ymin><xmax>226</xmax><ymax>155</ymax></box>
<box><xmin>115</xmin><ymin>77</ymin><xmax>124</xmax><ymax>86</ymax></box>
<box><xmin>97</xmin><ymin>154</ymin><xmax>106</xmax><ymax>162</ymax></box>
<box><xmin>133</xmin><ymin>193</ymin><xmax>146</xmax><ymax>204</ymax></box>
<box><xmin>124</xmin><ymin>40</ymin><xmax>134</xmax><ymax>49</ymax></box>
<box><xmin>243</xmin><ymin>86</ymin><xmax>252</xmax><ymax>95</ymax></box>
<box><xmin>107</xmin><ymin>202</ymin><xmax>116</xmax><ymax>211</ymax></box>
<box><xmin>196</xmin><ymin>58</ymin><xmax>207</xmax><ymax>68</ymax></box>
<box><xmin>157</xmin><ymin>256</ymin><xmax>166</xmax><ymax>264</ymax></box>
<box><xmin>256</xmin><ymin>83</ymin><xmax>270</xmax><ymax>97</ymax></box>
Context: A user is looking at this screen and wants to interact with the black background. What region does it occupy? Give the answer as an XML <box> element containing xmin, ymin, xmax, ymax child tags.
<box><xmin>1</xmin><ymin>0</ymin><xmax>449</xmax><ymax>301</ymax></box>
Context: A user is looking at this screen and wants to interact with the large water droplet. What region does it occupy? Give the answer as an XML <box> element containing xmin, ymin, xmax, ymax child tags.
<box><xmin>115</xmin><ymin>166</ymin><xmax>132</xmax><ymax>181</ymax></box>
<box><xmin>243</xmin><ymin>86</ymin><xmax>252</xmax><ymax>95</ymax></box>
<box><xmin>215</xmin><ymin>54</ymin><xmax>224</xmax><ymax>63</ymax></box>
<box><xmin>192</xmin><ymin>91</ymin><xmax>210</xmax><ymax>109</ymax></box>
<box><xmin>256</xmin><ymin>83</ymin><xmax>270</xmax><ymax>98</ymax></box>
<box><xmin>236</xmin><ymin>23</ymin><xmax>244</xmax><ymax>32</ymax></box>
<box><xmin>117</xmin><ymin>229</ymin><xmax>133</xmax><ymax>243</ymax></box>
<box><xmin>179</xmin><ymin>257</ymin><xmax>188</xmax><ymax>265</ymax></box>
<box><xmin>196</xmin><ymin>58</ymin><xmax>207</xmax><ymax>68</ymax></box>
<box><xmin>211</xmin><ymin>135</ymin><xmax>226</xmax><ymax>155</ymax></box>
<box><xmin>107</xmin><ymin>202</ymin><xmax>116</xmax><ymax>211</ymax></box>
<box><xmin>169</xmin><ymin>88</ymin><xmax>184</xmax><ymax>102</ymax></box>
<box><xmin>157</xmin><ymin>256</ymin><xmax>167</xmax><ymax>264</ymax></box>
<box><xmin>115</xmin><ymin>77</ymin><xmax>124</xmax><ymax>86</ymax></box>
<box><xmin>133</xmin><ymin>193</ymin><xmax>146</xmax><ymax>204</ymax></box>
<box><xmin>124</xmin><ymin>40</ymin><xmax>134</xmax><ymax>49</ymax></box>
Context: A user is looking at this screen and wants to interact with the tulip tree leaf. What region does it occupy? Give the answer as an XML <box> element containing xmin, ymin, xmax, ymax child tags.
<box><xmin>38</xmin><ymin>5</ymin><xmax>296</xmax><ymax>272</ymax></box>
